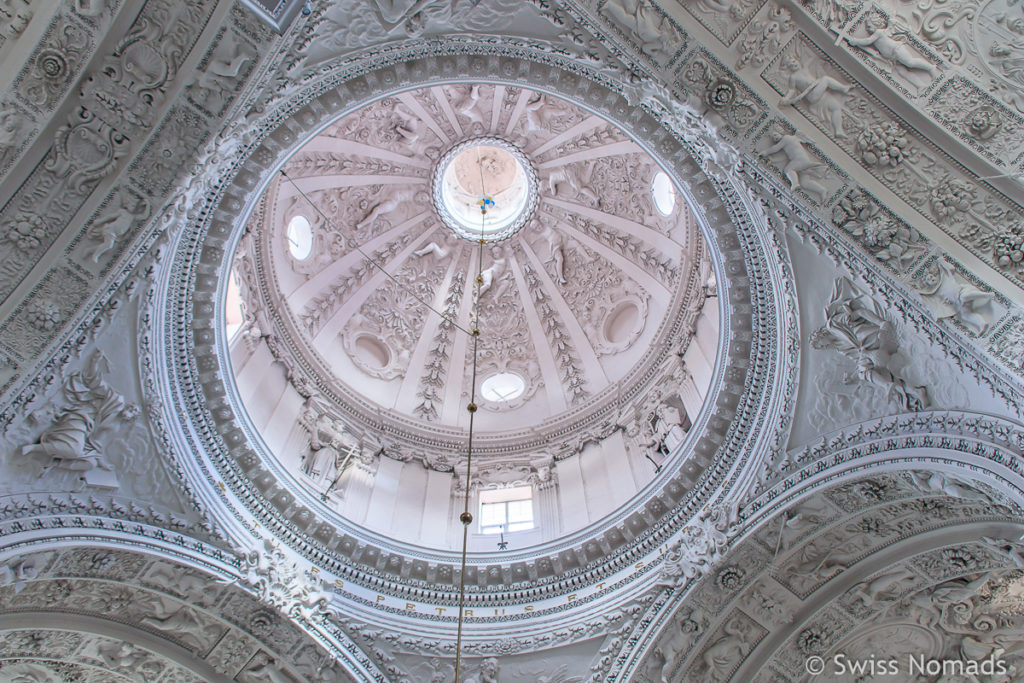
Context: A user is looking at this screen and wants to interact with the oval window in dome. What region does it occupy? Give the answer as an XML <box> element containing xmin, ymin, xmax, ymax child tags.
<box><xmin>481</xmin><ymin>372</ymin><xmax>526</xmax><ymax>402</ymax></box>
<box><xmin>603</xmin><ymin>301</ymin><xmax>640</xmax><ymax>345</ymax></box>
<box><xmin>651</xmin><ymin>172</ymin><xmax>676</xmax><ymax>216</ymax></box>
<box><xmin>287</xmin><ymin>215</ymin><xmax>313</xmax><ymax>260</ymax></box>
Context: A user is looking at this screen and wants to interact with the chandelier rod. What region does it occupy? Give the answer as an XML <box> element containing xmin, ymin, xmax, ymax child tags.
<box><xmin>454</xmin><ymin>145</ymin><xmax>491</xmax><ymax>683</ymax></box>
<box><xmin>281</xmin><ymin>156</ymin><xmax>496</xmax><ymax>681</ymax></box>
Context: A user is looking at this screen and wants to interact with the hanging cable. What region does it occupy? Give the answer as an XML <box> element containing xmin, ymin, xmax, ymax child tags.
<box><xmin>454</xmin><ymin>147</ymin><xmax>492</xmax><ymax>683</ymax></box>
<box><xmin>282</xmin><ymin>158</ymin><xmax>494</xmax><ymax>681</ymax></box>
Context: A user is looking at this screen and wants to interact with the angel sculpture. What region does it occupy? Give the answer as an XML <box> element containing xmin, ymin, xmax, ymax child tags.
<box><xmin>810</xmin><ymin>277</ymin><xmax>929</xmax><ymax>411</ymax></box>
<box><xmin>844</xmin><ymin>13</ymin><xmax>939</xmax><ymax>86</ymax></box>
<box><xmin>762</xmin><ymin>128</ymin><xmax>829</xmax><ymax>202</ymax></box>
<box><xmin>917</xmin><ymin>259</ymin><xmax>997</xmax><ymax>336</ymax></box>
<box><xmin>22</xmin><ymin>352</ymin><xmax>137</xmax><ymax>483</ymax></box>
<box><xmin>777</xmin><ymin>47</ymin><xmax>852</xmax><ymax>137</ymax></box>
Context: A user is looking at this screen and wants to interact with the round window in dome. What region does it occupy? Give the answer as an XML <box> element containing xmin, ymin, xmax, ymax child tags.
<box><xmin>433</xmin><ymin>138</ymin><xmax>538</xmax><ymax>242</ymax></box>
<box><xmin>651</xmin><ymin>172</ymin><xmax>676</xmax><ymax>216</ymax></box>
<box><xmin>286</xmin><ymin>215</ymin><xmax>313</xmax><ymax>260</ymax></box>
<box><xmin>480</xmin><ymin>372</ymin><xmax>526</xmax><ymax>402</ymax></box>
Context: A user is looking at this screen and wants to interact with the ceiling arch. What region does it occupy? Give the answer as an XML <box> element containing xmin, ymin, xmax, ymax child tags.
<box><xmin>2</xmin><ymin>0</ymin><xmax>1024</xmax><ymax>679</ymax></box>
<box><xmin>620</xmin><ymin>411</ymin><xmax>1024</xmax><ymax>681</ymax></box>
<box><xmin>0</xmin><ymin>542</ymin><xmax>373</xmax><ymax>682</ymax></box>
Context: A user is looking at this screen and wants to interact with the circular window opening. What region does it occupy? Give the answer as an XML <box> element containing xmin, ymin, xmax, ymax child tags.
<box><xmin>433</xmin><ymin>138</ymin><xmax>537</xmax><ymax>242</ymax></box>
<box><xmin>651</xmin><ymin>172</ymin><xmax>676</xmax><ymax>216</ymax></box>
<box><xmin>480</xmin><ymin>372</ymin><xmax>526</xmax><ymax>402</ymax></box>
<box><xmin>287</xmin><ymin>215</ymin><xmax>313</xmax><ymax>260</ymax></box>
<box><xmin>353</xmin><ymin>333</ymin><xmax>391</xmax><ymax>369</ymax></box>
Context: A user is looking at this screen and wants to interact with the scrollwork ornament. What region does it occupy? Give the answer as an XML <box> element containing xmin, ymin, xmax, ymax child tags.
<box><xmin>19</xmin><ymin>20</ymin><xmax>89</xmax><ymax>110</ymax></box>
<box><xmin>705</xmin><ymin>77</ymin><xmax>736</xmax><ymax>110</ymax></box>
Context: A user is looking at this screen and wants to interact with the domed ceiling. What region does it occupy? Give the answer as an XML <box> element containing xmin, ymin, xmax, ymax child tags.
<box><xmin>233</xmin><ymin>83</ymin><xmax>712</xmax><ymax>469</ymax></box>
<box><xmin>7</xmin><ymin>0</ymin><xmax>1024</xmax><ymax>680</ymax></box>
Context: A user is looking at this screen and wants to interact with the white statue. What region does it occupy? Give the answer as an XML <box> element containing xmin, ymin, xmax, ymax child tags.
<box><xmin>788</xmin><ymin>531</ymin><xmax>874</xmax><ymax>579</ymax></box>
<box><xmin>810</xmin><ymin>278</ymin><xmax>929</xmax><ymax>412</ymax></box>
<box><xmin>97</xmin><ymin>640</ymin><xmax>148</xmax><ymax>669</ymax></box>
<box><xmin>139</xmin><ymin>602</ymin><xmax>221</xmax><ymax>651</ymax></box>
<box><xmin>907</xmin><ymin>572</ymin><xmax>991</xmax><ymax>629</ymax></box>
<box><xmin>463</xmin><ymin>657</ymin><xmax>500</xmax><ymax>683</ymax></box>
<box><xmin>762</xmin><ymin>129</ymin><xmax>828</xmax><ymax>202</ymax></box>
<box><xmin>367</xmin><ymin>0</ymin><xmax>434</xmax><ymax>33</ymax></box>
<box><xmin>650</xmin><ymin>403</ymin><xmax>686</xmax><ymax>455</ymax></box>
<box><xmin>917</xmin><ymin>259</ymin><xmax>997</xmax><ymax>336</ymax></box>
<box><xmin>655</xmin><ymin>607</ymin><xmax>706</xmax><ymax>683</ymax></box>
<box><xmin>979</xmin><ymin>537</ymin><xmax>1024</xmax><ymax>569</ymax></box>
<box><xmin>850</xmin><ymin>564</ymin><xmax>918</xmax><ymax>603</ymax></box>
<box><xmin>778</xmin><ymin>52</ymin><xmax>852</xmax><ymax>137</ymax></box>
<box><xmin>394</xmin><ymin>104</ymin><xmax>424</xmax><ymax>147</ymax></box>
<box><xmin>298</xmin><ymin>403</ymin><xmax>356</xmax><ymax>484</ymax></box>
<box><xmin>0</xmin><ymin>662</ymin><xmax>61</xmax><ymax>683</ymax></box>
<box><xmin>845</xmin><ymin>14</ymin><xmax>939</xmax><ymax>81</ymax></box>
<box><xmin>0</xmin><ymin>558</ymin><xmax>38</xmax><ymax>593</ymax></box>
<box><xmin>453</xmin><ymin>84</ymin><xmax>486</xmax><ymax>127</ymax></box>
<box><xmin>770</xmin><ymin>497</ymin><xmax>827</xmax><ymax>557</ymax></box>
<box><xmin>244</xmin><ymin>656</ymin><xmax>295</xmax><ymax>683</ymax></box>
<box><xmin>355</xmin><ymin>187</ymin><xmax>414</xmax><ymax>231</ymax></box>
<box><xmin>602</xmin><ymin>0</ymin><xmax>678</xmax><ymax>63</ymax></box>
<box><xmin>22</xmin><ymin>352</ymin><xmax>138</xmax><ymax>480</ymax></box>
<box><xmin>908</xmin><ymin>470</ymin><xmax>988</xmax><ymax>501</ymax></box>
<box><xmin>544</xmin><ymin>228</ymin><xmax>567</xmax><ymax>285</ymax></box>
<box><xmin>478</xmin><ymin>246</ymin><xmax>510</xmax><ymax>299</ymax></box>
<box><xmin>195</xmin><ymin>37</ymin><xmax>252</xmax><ymax>103</ymax></box>
<box><xmin>701</xmin><ymin>618</ymin><xmax>749</xmax><ymax>679</ymax></box>
<box><xmin>86</xmin><ymin>192</ymin><xmax>150</xmax><ymax>263</ymax></box>
<box><xmin>413</xmin><ymin>241</ymin><xmax>450</xmax><ymax>260</ymax></box>
<box><xmin>0</xmin><ymin>109</ymin><xmax>24</xmax><ymax>152</ymax></box>
<box><xmin>547</xmin><ymin>164</ymin><xmax>599</xmax><ymax>206</ymax></box>
<box><xmin>523</xmin><ymin>93</ymin><xmax>549</xmax><ymax>133</ymax></box>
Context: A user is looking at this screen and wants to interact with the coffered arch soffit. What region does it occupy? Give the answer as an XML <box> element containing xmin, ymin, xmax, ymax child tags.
<box><xmin>616</xmin><ymin>408</ymin><xmax>1024</xmax><ymax>681</ymax></box>
<box><xmin>0</xmin><ymin>538</ymin><xmax>380</xmax><ymax>682</ymax></box>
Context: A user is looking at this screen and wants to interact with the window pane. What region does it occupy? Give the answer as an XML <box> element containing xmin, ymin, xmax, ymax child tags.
<box><xmin>479</xmin><ymin>488</ymin><xmax>533</xmax><ymax>534</ymax></box>
<box><xmin>480</xmin><ymin>502</ymin><xmax>506</xmax><ymax>527</ymax></box>
<box><xmin>506</xmin><ymin>500</ymin><xmax>532</xmax><ymax>523</ymax></box>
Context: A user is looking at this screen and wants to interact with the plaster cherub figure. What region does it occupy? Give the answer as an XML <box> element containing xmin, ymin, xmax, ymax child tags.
<box><xmin>86</xmin><ymin>193</ymin><xmax>150</xmax><ymax>263</ymax></box>
<box><xmin>762</xmin><ymin>128</ymin><xmax>828</xmax><ymax>202</ymax></box>
<box><xmin>778</xmin><ymin>51</ymin><xmax>853</xmax><ymax>137</ymax></box>
<box><xmin>478</xmin><ymin>245</ymin><xmax>510</xmax><ymax>299</ymax></box>
<box><xmin>845</xmin><ymin>14</ymin><xmax>939</xmax><ymax>82</ymax></box>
